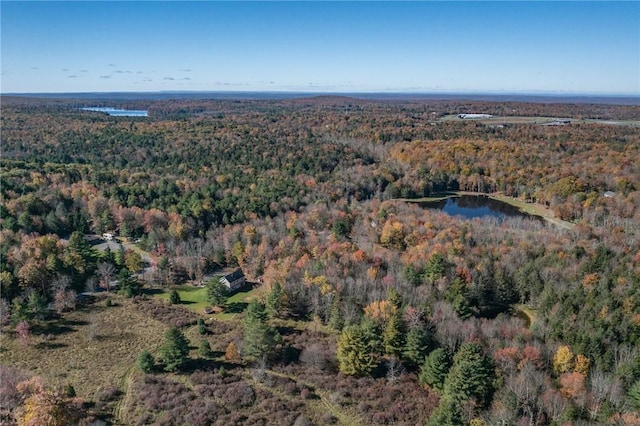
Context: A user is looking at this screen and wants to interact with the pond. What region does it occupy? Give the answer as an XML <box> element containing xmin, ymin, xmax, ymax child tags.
<box><xmin>415</xmin><ymin>195</ymin><xmax>541</xmax><ymax>221</ymax></box>
<box><xmin>81</xmin><ymin>107</ymin><xmax>148</xmax><ymax>117</ymax></box>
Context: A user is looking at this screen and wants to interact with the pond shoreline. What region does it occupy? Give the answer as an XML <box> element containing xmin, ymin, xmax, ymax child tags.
<box><xmin>398</xmin><ymin>191</ymin><xmax>575</xmax><ymax>229</ymax></box>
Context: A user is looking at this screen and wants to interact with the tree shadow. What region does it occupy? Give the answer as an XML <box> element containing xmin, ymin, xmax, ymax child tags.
<box><xmin>34</xmin><ymin>341</ymin><xmax>68</xmax><ymax>350</ymax></box>
<box><xmin>276</xmin><ymin>326</ymin><xmax>298</xmax><ymax>336</ymax></box>
<box><xmin>32</xmin><ymin>320</ymin><xmax>82</xmax><ymax>336</ymax></box>
<box><xmin>224</xmin><ymin>302</ymin><xmax>248</xmax><ymax>313</ymax></box>
<box><xmin>229</xmin><ymin>281</ymin><xmax>258</xmax><ymax>296</ymax></box>
<box><xmin>140</xmin><ymin>288</ymin><xmax>164</xmax><ymax>296</ymax></box>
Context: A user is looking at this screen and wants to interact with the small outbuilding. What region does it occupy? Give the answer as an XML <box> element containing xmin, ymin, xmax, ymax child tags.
<box><xmin>219</xmin><ymin>269</ymin><xmax>246</xmax><ymax>291</ymax></box>
<box><xmin>603</xmin><ymin>191</ymin><xmax>616</xmax><ymax>198</ymax></box>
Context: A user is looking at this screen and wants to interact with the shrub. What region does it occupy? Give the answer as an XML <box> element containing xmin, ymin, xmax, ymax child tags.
<box><xmin>65</xmin><ymin>384</ymin><xmax>76</xmax><ymax>397</ymax></box>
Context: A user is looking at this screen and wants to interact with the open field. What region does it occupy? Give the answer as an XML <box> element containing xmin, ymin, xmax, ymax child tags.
<box><xmin>439</xmin><ymin>114</ymin><xmax>640</xmax><ymax>127</ymax></box>
<box><xmin>0</xmin><ymin>296</ymin><xmax>167</xmax><ymax>401</ymax></box>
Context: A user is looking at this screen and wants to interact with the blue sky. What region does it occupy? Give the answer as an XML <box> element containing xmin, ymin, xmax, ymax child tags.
<box><xmin>1</xmin><ymin>1</ymin><xmax>638</xmax><ymax>94</ymax></box>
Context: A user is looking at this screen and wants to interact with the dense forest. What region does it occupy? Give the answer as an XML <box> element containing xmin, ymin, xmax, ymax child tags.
<box><xmin>1</xmin><ymin>95</ymin><xmax>639</xmax><ymax>425</ymax></box>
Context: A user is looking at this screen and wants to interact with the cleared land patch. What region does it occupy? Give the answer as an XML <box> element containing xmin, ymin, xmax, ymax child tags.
<box><xmin>0</xmin><ymin>296</ymin><xmax>167</xmax><ymax>400</ymax></box>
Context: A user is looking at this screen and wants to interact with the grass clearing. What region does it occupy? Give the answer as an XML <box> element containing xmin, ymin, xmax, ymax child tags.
<box><xmin>0</xmin><ymin>296</ymin><xmax>167</xmax><ymax>401</ymax></box>
<box><xmin>157</xmin><ymin>285</ymin><xmax>210</xmax><ymax>313</ymax></box>
<box><xmin>154</xmin><ymin>283</ymin><xmax>259</xmax><ymax>320</ymax></box>
<box><xmin>514</xmin><ymin>304</ymin><xmax>537</xmax><ymax>328</ymax></box>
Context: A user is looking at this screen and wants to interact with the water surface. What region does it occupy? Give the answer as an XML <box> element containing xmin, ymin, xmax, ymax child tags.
<box><xmin>82</xmin><ymin>107</ymin><xmax>148</xmax><ymax>117</ymax></box>
<box><xmin>416</xmin><ymin>195</ymin><xmax>540</xmax><ymax>221</ymax></box>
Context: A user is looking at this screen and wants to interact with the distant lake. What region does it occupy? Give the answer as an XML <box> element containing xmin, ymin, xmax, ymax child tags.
<box><xmin>81</xmin><ymin>107</ymin><xmax>148</xmax><ymax>117</ymax></box>
<box><xmin>416</xmin><ymin>195</ymin><xmax>541</xmax><ymax>221</ymax></box>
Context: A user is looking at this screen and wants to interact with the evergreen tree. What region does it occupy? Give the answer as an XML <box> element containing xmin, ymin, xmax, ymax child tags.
<box><xmin>26</xmin><ymin>291</ymin><xmax>48</xmax><ymax>321</ymax></box>
<box><xmin>443</xmin><ymin>342</ymin><xmax>495</xmax><ymax>408</ymax></box>
<box><xmin>403</xmin><ymin>326</ymin><xmax>434</xmax><ymax>369</ymax></box>
<box><xmin>360</xmin><ymin>317</ymin><xmax>383</xmax><ymax>356</ymax></box>
<box><xmin>387</xmin><ymin>288</ymin><xmax>402</xmax><ymax>310</ymax></box>
<box><xmin>445</xmin><ymin>278</ymin><xmax>472</xmax><ymax>319</ymax></box>
<box><xmin>426</xmin><ymin>396</ymin><xmax>464</xmax><ymax>426</ymax></box>
<box><xmin>266</xmin><ymin>282</ymin><xmax>285</xmax><ymax>318</ymax></box>
<box><xmin>102</xmin><ymin>246</ymin><xmax>115</xmax><ymax>265</ymax></box>
<box><xmin>114</xmin><ymin>246</ymin><xmax>126</xmax><ymax>270</ymax></box>
<box><xmin>243</xmin><ymin>300</ymin><xmax>280</xmax><ymax>361</ymax></box>
<box><xmin>118</xmin><ymin>268</ymin><xmax>140</xmax><ymax>298</ymax></box>
<box><xmin>159</xmin><ymin>327</ymin><xmax>190</xmax><ymax>372</ymax></box>
<box><xmin>137</xmin><ymin>350</ymin><xmax>155</xmax><ymax>373</ymax></box>
<box><xmin>419</xmin><ymin>348</ymin><xmax>451</xmax><ymax>392</ymax></box>
<box><xmin>197</xmin><ymin>318</ymin><xmax>206</xmax><ymax>335</ymax></box>
<box><xmin>206</xmin><ymin>278</ymin><xmax>229</xmax><ymax>307</ymax></box>
<box><xmin>169</xmin><ymin>289</ymin><xmax>181</xmax><ymax>305</ymax></box>
<box><xmin>328</xmin><ymin>297</ymin><xmax>344</xmax><ymax>331</ymax></box>
<box><xmin>10</xmin><ymin>298</ymin><xmax>29</xmax><ymax>325</ymax></box>
<box><xmin>199</xmin><ymin>339</ymin><xmax>213</xmax><ymax>358</ymax></box>
<box><xmin>337</xmin><ymin>324</ymin><xmax>376</xmax><ymax>376</ymax></box>
<box><xmin>383</xmin><ymin>310</ymin><xmax>405</xmax><ymax>357</ymax></box>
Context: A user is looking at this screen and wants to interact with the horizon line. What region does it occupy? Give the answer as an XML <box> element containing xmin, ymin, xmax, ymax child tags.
<box><xmin>3</xmin><ymin>89</ymin><xmax>639</xmax><ymax>98</ymax></box>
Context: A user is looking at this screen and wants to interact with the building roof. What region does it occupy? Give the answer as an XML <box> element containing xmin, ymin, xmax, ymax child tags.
<box><xmin>221</xmin><ymin>268</ymin><xmax>245</xmax><ymax>282</ymax></box>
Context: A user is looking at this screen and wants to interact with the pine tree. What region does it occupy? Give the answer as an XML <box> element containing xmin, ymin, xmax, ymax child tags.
<box><xmin>159</xmin><ymin>327</ymin><xmax>190</xmax><ymax>372</ymax></box>
<box><xmin>426</xmin><ymin>396</ymin><xmax>464</xmax><ymax>426</ymax></box>
<box><xmin>360</xmin><ymin>317</ymin><xmax>382</xmax><ymax>356</ymax></box>
<box><xmin>266</xmin><ymin>282</ymin><xmax>284</xmax><ymax>318</ymax></box>
<box><xmin>117</xmin><ymin>268</ymin><xmax>140</xmax><ymax>298</ymax></box>
<box><xmin>337</xmin><ymin>324</ymin><xmax>376</xmax><ymax>376</ymax></box>
<box><xmin>243</xmin><ymin>300</ymin><xmax>280</xmax><ymax>361</ymax></box>
<box><xmin>197</xmin><ymin>318</ymin><xmax>206</xmax><ymax>335</ymax></box>
<box><xmin>26</xmin><ymin>291</ymin><xmax>48</xmax><ymax>320</ymax></box>
<box><xmin>383</xmin><ymin>310</ymin><xmax>405</xmax><ymax>357</ymax></box>
<box><xmin>199</xmin><ymin>339</ymin><xmax>213</xmax><ymax>358</ymax></box>
<box><xmin>137</xmin><ymin>350</ymin><xmax>155</xmax><ymax>373</ymax></box>
<box><xmin>403</xmin><ymin>326</ymin><xmax>434</xmax><ymax>368</ymax></box>
<box><xmin>169</xmin><ymin>289</ymin><xmax>181</xmax><ymax>305</ymax></box>
<box><xmin>443</xmin><ymin>342</ymin><xmax>495</xmax><ymax>408</ymax></box>
<box><xmin>328</xmin><ymin>297</ymin><xmax>344</xmax><ymax>331</ymax></box>
<box><xmin>419</xmin><ymin>348</ymin><xmax>450</xmax><ymax>392</ymax></box>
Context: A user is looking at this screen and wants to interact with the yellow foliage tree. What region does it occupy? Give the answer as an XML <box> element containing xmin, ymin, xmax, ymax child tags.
<box><xmin>574</xmin><ymin>354</ymin><xmax>590</xmax><ymax>376</ymax></box>
<box><xmin>553</xmin><ymin>345</ymin><xmax>574</xmax><ymax>374</ymax></box>
<box><xmin>16</xmin><ymin>377</ymin><xmax>81</xmax><ymax>426</ymax></box>
<box><xmin>380</xmin><ymin>220</ymin><xmax>405</xmax><ymax>250</ymax></box>
<box><xmin>364</xmin><ymin>300</ymin><xmax>396</xmax><ymax>322</ymax></box>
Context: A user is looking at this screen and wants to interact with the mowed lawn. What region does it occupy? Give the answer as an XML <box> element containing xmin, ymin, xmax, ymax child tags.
<box><xmin>156</xmin><ymin>283</ymin><xmax>258</xmax><ymax>319</ymax></box>
<box><xmin>157</xmin><ymin>285</ymin><xmax>210</xmax><ymax>313</ymax></box>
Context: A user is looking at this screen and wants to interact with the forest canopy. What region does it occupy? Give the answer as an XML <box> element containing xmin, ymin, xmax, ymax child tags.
<box><xmin>1</xmin><ymin>95</ymin><xmax>639</xmax><ymax>425</ymax></box>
